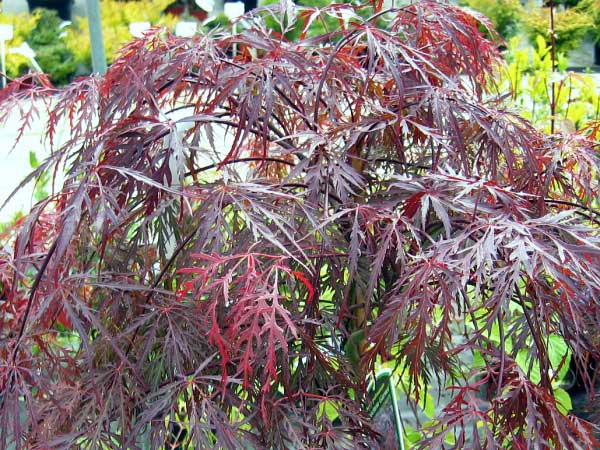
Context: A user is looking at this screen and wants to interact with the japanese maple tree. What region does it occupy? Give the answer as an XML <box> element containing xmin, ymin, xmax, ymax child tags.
<box><xmin>1</xmin><ymin>1</ymin><xmax>599</xmax><ymax>448</ymax></box>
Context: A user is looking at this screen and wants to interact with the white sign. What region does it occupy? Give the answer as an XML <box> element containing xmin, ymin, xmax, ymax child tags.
<box><xmin>9</xmin><ymin>42</ymin><xmax>42</xmax><ymax>72</ymax></box>
<box><xmin>129</xmin><ymin>22</ymin><xmax>151</xmax><ymax>38</ymax></box>
<box><xmin>195</xmin><ymin>0</ymin><xmax>214</xmax><ymax>13</ymax></box>
<box><xmin>224</xmin><ymin>2</ymin><xmax>245</xmax><ymax>20</ymax></box>
<box><xmin>9</xmin><ymin>42</ymin><xmax>36</xmax><ymax>60</ymax></box>
<box><xmin>0</xmin><ymin>24</ymin><xmax>14</xmax><ymax>41</ymax></box>
<box><xmin>175</xmin><ymin>21</ymin><xmax>197</xmax><ymax>38</ymax></box>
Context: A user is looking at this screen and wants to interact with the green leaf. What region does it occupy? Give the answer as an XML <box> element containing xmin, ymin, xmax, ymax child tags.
<box><xmin>548</xmin><ymin>334</ymin><xmax>571</xmax><ymax>382</ymax></box>
<box><xmin>344</xmin><ymin>329</ymin><xmax>365</xmax><ymax>370</ymax></box>
<box><xmin>516</xmin><ymin>348</ymin><xmax>541</xmax><ymax>384</ymax></box>
<box><xmin>554</xmin><ymin>388</ymin><xmax>572</xmax><ymax>415</ymax></box>
<box><xmin>403</xmin><ymin>424</ymin><xmax>422</xmax><ymax>444</ymax></box>
<box><xmin>472</xmin><ymin>350</ymin><xmax>485</xmax><ymax>369</ymax></box>
<box><xmin>420</xmin><ymin>392</ymin><xmax>436</xmax><ymax>419</ymax></box>
<box><xmin>318</xmin><ymin>400</ymin><xmax>340</xmax><ymax>421</ymax></box>
<box><xmin>29</xmin><ymin>150</ymin><xmax>39</xmax><ymax>169</ymax></box>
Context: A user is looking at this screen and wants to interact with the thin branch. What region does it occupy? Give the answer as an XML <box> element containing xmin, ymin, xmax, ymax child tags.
<box><xmin>184</xmin><ymin>157</ymin><xmax>296</xmax><ymax>178</ymax></box>
<box><xmin>549</xmin><ymin>0</ymin><xmax>557</xmax><ymax>134</ymax></box>
<box><xmin>10</xmin><ymin>239</ymin><xmax>58</xmax><ymax>363</ymax></box>
<box><xmin>540</xmin><ymin>198</ymin><xmax>600</xmax><ymax>227</ymax></box>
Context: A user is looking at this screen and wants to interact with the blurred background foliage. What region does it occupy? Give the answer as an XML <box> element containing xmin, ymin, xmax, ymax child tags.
<box><xmin>0</xmin><ymin>11</ymin><xmax>38</xmax><ymax>79</ymax></box>
<box><xmin>459</xmin><ymin>0</ymin><xmax>524</xmax><ymax>39</ymax></box>
<box><xmin>521</xmin><ymin>3</ymin><xmax>594</xmax><ymax>54</ymax></box>
<box><xmin>28</xmin><ymin>9</ymin><xmax>77</xmax><ymax>85</ymax></box>
<box><xmin>65</xmin><ymin>0</ymin><xmax>178</xmax><ymax>68</ymax></box>
<box><xmin>457</xmin><ymin>0</ymin><xmax>600</xmax><ymax>133</ymax></box>
<box><xmin>500</xmin><ymin>35</ymin><xmax>599</xmax><ymax>132</ymax></box>
<box><xmin>259</xmin><ymin>0</ymin><xmax>374</xmax><ymax>41</ymax></box>
<box><xmin>1</xmin><ymin>0</ymin><xmax>178</xmax><ymax>85</ymax></box>
<box><xmin>462</xmin><ymin>0</ymin><xmax>600</xmax><ymax>53</ymax></box>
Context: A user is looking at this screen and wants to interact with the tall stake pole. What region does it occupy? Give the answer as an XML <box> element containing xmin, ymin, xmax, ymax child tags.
<box><xmin>1</xmin><ymin>40</ymin><xmax>6</xmax><ymax>89</ymax></box>
<box><xmin>0</xmin><ymin>24</ymin><xmax>14</xmax><ymax>89</ymax></box>
<box><xmin>86</xmin><ymin>0</ymin><xmax>107</xmax><ymax>75</ymax></box>
<box><xmin>549</xmin><ymin>0</ymin><xmax>557</xmax><ymax>134</ymax></box>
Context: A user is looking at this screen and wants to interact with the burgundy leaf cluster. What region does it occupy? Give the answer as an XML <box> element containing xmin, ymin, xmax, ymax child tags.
<box><xmin>0</xmin><ymin>1</ymin><xmax>599</xmax><ymax>448</ymax></box>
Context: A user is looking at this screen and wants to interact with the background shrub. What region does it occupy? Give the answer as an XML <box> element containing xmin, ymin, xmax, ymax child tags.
<box><xmin>459</xmin><ymin>0</ymin><xmax>523</xmax><ymax>39</ymax></box>
<box><xmin>65</xmin><ymin>0</ymin><xmax>178</xmax><ymax>69</ymax></box>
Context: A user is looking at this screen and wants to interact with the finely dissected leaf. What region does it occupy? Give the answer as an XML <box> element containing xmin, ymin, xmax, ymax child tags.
<box><xmin>1</xmin><ymin>1</ymin><xmax>599</xmax><ymax>449</ymax></box>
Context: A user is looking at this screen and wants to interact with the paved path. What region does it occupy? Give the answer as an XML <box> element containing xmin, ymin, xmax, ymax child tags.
<box><xmin>0</xmin><ymin>105</ymin><xmax>69</xmax><ymax>221</ymax></box>
<box><xmin>0</xmin><ymin>102</ymin><xmax>232</xmax><ymax>223</ymax></box>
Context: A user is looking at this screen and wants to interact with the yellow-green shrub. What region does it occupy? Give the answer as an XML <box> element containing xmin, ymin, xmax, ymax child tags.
<box><xmin>1</xmin><ymin>1</ymin><xmax>178</xmax><ymax>81</ymax></box>
<box><xmin>459</xmin><ymin>0</ymin><xmax>524</xmax><ymax>39</ymax></box>
<box><xmin>0</xmin><ymin>12</ymin><xmax>39</xmax><ymax>78</ymax></box>
<box><xmin>502</xmin><ymin>35</ymin><xmax>599</xmax><ymax>132</ymax></box>
<box><xmin>573</xmin><ymin>0</ymin><xmax>600</xmax><ymax>43</ymax></box>
<box><xmin>65</xmin><ymin>0</ymin><xmax>178</xmax><ymax>68</ymax></box>
<box><xmin>522</xmin><ymin>4</ymin><xmax>594</xmax><ymax>54</ymax></box>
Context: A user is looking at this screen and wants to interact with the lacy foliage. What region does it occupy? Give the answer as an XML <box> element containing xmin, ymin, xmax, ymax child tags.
<box><xmin>0</xmin><ymin>1</ymin><xmax>599</xmax><ymax>448</ymax></box>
